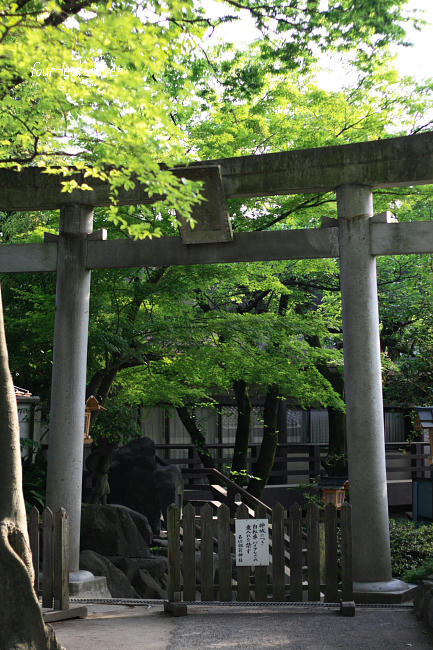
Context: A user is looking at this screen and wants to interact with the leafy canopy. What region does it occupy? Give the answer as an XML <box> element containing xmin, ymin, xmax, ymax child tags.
<box><xmin>0</xmin><ymin>0</ymin><xmax>418</xmax><ymax>234</ymax></box>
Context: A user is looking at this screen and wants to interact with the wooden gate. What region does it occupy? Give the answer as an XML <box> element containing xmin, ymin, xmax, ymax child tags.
<box><xmin>166</xmin><ymin>501</ymin><xmax>353</xmax><ymax>614</ymax></box>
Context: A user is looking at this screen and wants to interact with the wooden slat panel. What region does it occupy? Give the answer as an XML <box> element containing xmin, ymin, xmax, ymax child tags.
<box><xmin>254</xmin><ymin>504</ymin><xmax>268</xmax><ymax>602</ymax></box>
<box><xmin>324</xmin><ymin>503</ymin><xmax>338</xmax><ymax>603</ymax></box>
<box><xmin>236</xmin><ymin>504</ymin><xmax>250</xmax><ymax>602</ymax></box>
<box><xmin>200</xmin><ymin>503</ymin><xmax>214</xmax><ymax>601</ymax></box>
<box><xmin>289</xmin><ymin>503</ymin><xmax>303</xmax><ymax>602</ymax></box>
<box><xmin>42</xmin><ymin>507</ymin><xmax>54</xmax><ymax>609</ymax></box>
<box><xmin>28</xmin><ymin>506</ymin><xmax>40</xmax><ymax>594</ymax></box>
<box><xmin>182</xmin><ymin>503</ymin><xmax>196</xmax><ymax>601</ymax></box>
<box><xmin>341</xmin><ymin>503</ymin><xmax>353</xmax><ymax>601</ymax></box>
<box><xmin>217</xmin><ymin>504</ymin><xmax>232</xmax><ymax>602</ymax></box>
<box><xmin>306</xmin><ymin>502</ymin><xmax>321</xmax><ymax>602</ymax></box>
<box><xmin>167</xmin><ymin>504</ymin><xmax>181</xmax><ymax>602</ymax></box>
<box><xmin>272</xmin><ymin>502</ymin><xmax>285</xmax><ymax>602</ymax></box>
<box><xmin>53</xmin><ymin>508</ymin><xmax>69</xmax><ymax>611</ymax></box>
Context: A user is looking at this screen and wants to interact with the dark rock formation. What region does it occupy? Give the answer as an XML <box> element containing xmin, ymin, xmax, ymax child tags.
<box><xmin>106</xmin><ymin>437</ymin><xmax>183</xmax><ymax>534</ymax></box>
<box><xmin>80</xmin><ymin>503</ymin><xmax>168</xmax><ymax>599</ymax></box>
<box><xmin>79</xmin><ymin>550</ymin><xmax>139</xmax><ymax>598</ymax></box>
<box><xmin>81</xmin><ymin>503</ymin><xmax>150</xmax><ymax>557</ymax></box>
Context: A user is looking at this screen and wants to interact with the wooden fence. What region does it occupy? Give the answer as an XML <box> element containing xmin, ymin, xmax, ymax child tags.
<box><xmin>166</xmin><ymin>501</ymin><xmax>353</xmax><ymax>612</ymax></box>
<box><xmin>155</xmin><ymin>441</ymin><xmax>429</xmax><ymax>485</ymax></box>
<box><xmin>28</xmin><ymin>506</ymin><xmax>69</xmax><ymax>611</ymax></box>
<box><xmin>27</xmin><ymin>506</ymin><xmax>86</xmax><ymax>621</ymax></box>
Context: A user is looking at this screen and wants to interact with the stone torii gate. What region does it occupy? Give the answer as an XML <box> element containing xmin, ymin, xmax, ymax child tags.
<box><xmin>1</xmin><ymin>132</ymin><xmax>433</xmax><ymax>597</ymax></box>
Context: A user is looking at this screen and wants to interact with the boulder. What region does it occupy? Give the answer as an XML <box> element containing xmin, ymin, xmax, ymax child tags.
<box><xmin>113</xmin><ymin>556</ymin><xmax>167</xmax><ymax>581</ymax></box>
<box><xmin>111</xmin><ymin>558</ymin><xmax>166</xmax><ymax>599</ymax></box>
<box><xmin>81</xmin><ymin>504</ymin><xmax>150</xmax><ymax>558</ymax></box>
<box><xmin>108</xmin><ymin>437</ymin><xmax>162</xmax><ymax>533</ymax></box>
<box><xmin>79</xmin><ymin>550</ymin><xmax>138</xmax><ymax>598</ymax></box>
<box><xmin>108</xmin><ymin>504</ymin><xmax>153</xmax><ymax>547</ymax></box>
<box><xmin>133</xmin><ymin>568</ymin><xmax>166</xmax><ymax>599</ymax></box>
<box><xmin>154</xmin><ymin>463</ymin><xmax>183</xmax><ymax>527</ymax></box>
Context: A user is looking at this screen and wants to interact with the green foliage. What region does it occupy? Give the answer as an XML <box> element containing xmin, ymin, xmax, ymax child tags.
<box><xmin>0</xmin><ymin>0</ymin><xmax>416</xmax><ymax>236</ymax></box>
<box><xmin>90</xmin><ymin>393</ymin><xmax>141</xmax><ymax>445</ymax></box>
<box><xmin>403</xmin><ymin>560</ymin><xmax>433</xmax><ymax>585</ymax></box>
<box><xmin>21</xmin><ymin>440</ymin><xmax>47</xmax><ymax>512</ymax></box>
<box><xmin>223</xmin><ymin>464</ymin><xmax>261</xmax><ymax>487</ymax></box>
<box><xmin>2</xmin><ymin>7</ymin><xmax>433</xmax><ymax>450</ymax></box>
<box><xmin>389</xmin><ymin>518</ymin><xmax>433</xmax><ymax>578</ymax></box>
<box><xmin>291</xmin><ymin>478</ymin><xmax>324</xmax><ymax>508</ymax></box>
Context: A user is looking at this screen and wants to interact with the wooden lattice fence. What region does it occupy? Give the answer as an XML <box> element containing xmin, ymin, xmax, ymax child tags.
<box><xmin>28</xmin><ymin>506</ymin><xmax>87</xmax><ymax>622</ymax></box>
<box><xmin>166</xmin><ymin>501</ymin><xmax>353</xmax><ymax>614</ymax></box>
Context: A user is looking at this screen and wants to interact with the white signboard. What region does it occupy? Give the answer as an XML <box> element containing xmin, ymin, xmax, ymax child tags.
<box><xmin>235</xmin><ymin>518</ymin><xmax>270</xmax><ymax>566</ymax></box>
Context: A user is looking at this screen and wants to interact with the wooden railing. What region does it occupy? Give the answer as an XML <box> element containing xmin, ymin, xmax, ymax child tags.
<box><xmin>155</xmin><ymin>441</ymin><xmax>431</xmax><ymax>484</ymax></box>
<box><xmin>182</xmin><ymin>466</ymin><xmax>272</xmax><ymax>516</ymax></box>
<box><xmin>165</xmin><ymin>501</ymin><xmax>353</xmax><ymax>612</ymax></box>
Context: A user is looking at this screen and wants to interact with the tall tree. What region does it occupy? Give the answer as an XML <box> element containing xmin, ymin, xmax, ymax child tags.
<box><xmin>0</xmin><ymin>284</ymin><xmax>62</xmax><ymax>649</ymax></box>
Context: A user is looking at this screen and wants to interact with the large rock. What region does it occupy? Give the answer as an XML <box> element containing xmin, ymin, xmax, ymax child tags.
<box><xmin>108</xmin><ymin>504</ymin><xmax>153</xmax><ymax>547</ymax></box>
<box><xmin>154</xmin><ymin>463</ymin><xmax>183</xmax><ymax>527</ymax></box>
<box><xmin>107</xmin><ymin>437</ymin><xmax>183</xmax><ymax>533</ymax></box>
<box><xmin>113</xmin><ymin>556</ymin><xmax>167</xmax><ymax>581</ymax></box>
<box><xmin>81</xmin><ymin>504</ymin><xmax>150</xmax><ymax>558</ymax></box>
<box><xmin>79</xmin><ymin>550</ymin><xmax>138</xmax><ymax>598</ymax></box>
<box><xmin>111</xmin><ymin>558</ymin><xmax>166</xmax><ymax>599</ymax></box>
<box><xmin>108</xmin><ymin>438</ymin><xmax>161</xmax><ymax>533</ymax></box>
<box><xmin>80</xmin><ymin>503</ymin><xmax>168</xmax><ymax>599</ymax></box>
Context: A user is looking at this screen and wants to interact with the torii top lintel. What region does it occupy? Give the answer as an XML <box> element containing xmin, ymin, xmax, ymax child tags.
<box><xmin>1</xmin><ymin>132</ymin><xmax>433</xmax><ymax>212</ymax></box>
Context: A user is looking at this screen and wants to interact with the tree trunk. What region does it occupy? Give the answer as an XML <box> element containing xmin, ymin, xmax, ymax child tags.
<box><xmin>306</xmin><ymin>334</ymin><xmax>347</xmax><ymax>477</ymax></box>
<box><xmin>320</xmin><ymin>367</ymin><xmax>347</xmax><ymax>477</ymax></box>
<box><xmin>231</xmin><ymin>380</ymin><xmax>251</xmax><ymax>474</ymax></box>
<box><xmin>247</xmin><ymin>385</ymin><xmax>279</xmax><ymax>498</ymax></box>
<box><xmin>176</xmin><ymin>406</ymin><xmax>215</xmax><ymax>468</ymax></box>
<box><xmin>0</xmin><ymin>286</ymin><xmax>63</xmax><ymax>649</ymax></box>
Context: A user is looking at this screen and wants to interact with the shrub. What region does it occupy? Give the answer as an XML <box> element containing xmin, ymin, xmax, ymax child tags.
<box><xmin>390</xmin><ymin>518</ymin><xmax>433</xmax><ymax>578</ymax></box>
<box><xmin>403</xmin><ymin>560</ymin><xmax>433</xmax><ymax>584</ymax></box>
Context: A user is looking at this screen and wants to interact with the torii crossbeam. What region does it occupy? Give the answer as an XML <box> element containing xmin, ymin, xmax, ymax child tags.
<box><xmin>1</xmin><ymin>132</ymin><xmax>433</xmax><ymax>598</ymax></box>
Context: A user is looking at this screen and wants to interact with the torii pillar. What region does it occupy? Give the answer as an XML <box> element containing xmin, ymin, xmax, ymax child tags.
<box><xmin>337</xmin><ymin>184</ymin><xmax>408</xmax><ymax>596</ymax></box>
<box><xmin>46</xmin><ymin>204</ymin><xmax>93</xmax><ymax>574</ymax></box>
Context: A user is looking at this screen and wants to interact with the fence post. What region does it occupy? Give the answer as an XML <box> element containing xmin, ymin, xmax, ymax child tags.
<box><xmin>165</xmin><ymin>503</ymin><xmax>188</xmax><ymax>616</ymax></box>
<box><xmin>341</xmin><ymin>503</ymin><xmax>353</xmax><ymax>601</ymax></box>
<box><xmin>42</xmin><ymin>507</ymin><xmax>54</xmax><ymax>609</ymax></box>
<box><xmin>289</xmin><ymin>503</ymin><xmax>303</xmax><ymax>601</ymax></box>
<box><xmin>167</xmin><ymin>504</ymin><xmax>181</xmax><ymax>602</ymax></box>
<box><xmin>254</xmin><ymin>504</ymin><xmax>268</xmax><ymax>602</ymax></box>
<box><xmin>182</xmin><ymin>503</ymin><xmax>196</xmax><ymax>601</ymax></box>
<box><xmin>272</xmin><ymin>502</ymin><xmax>285</xmax><ymax>601</ymax></box>
<box><xmin>236</xmin><ymin>503</ymin><xmax>250</xmax><ymax>601</ymax></box>
<box><xmin>217</xmin><ymin>504</ymin><xmax>232</xmax><ymax>602</ymax></box>
<box><xmin>306</xmin><ymin>502</ymin><xmax>321</xmax><ymax>601</ymax></box>
<box><xmin>200</xmin><ymin>503</ymin><xmax>214</xmax><ymax>601</ymax></box>
<box><xmin>53</xmin><ymin>508</ymin><xmax>69</xmax><ymax>611</ymax></box>
<box><xmin>28</xmin><ymin>506</ymin><xmax>40</xmax><ymax>594</ymax></box>
<box><xmin>324</xmin><ymin>503</ymin><xmax>338</xmax><ymax>603</ymax></box>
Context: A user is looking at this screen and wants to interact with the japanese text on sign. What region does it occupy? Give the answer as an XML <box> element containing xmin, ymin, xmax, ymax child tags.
<box><xmin>235</xmin><ymin>518</ymin><xmax>270</xmax><ymax>566</ymax></box>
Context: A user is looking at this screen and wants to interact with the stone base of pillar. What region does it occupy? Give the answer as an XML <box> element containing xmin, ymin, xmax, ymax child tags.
<box><xmin>69</xmin><ymin>570</ymin><xmax>111</xmax><ymax>598</ymax></box>
<box><xmin>354</xmin><ymin>578</ymin><xmax>418</xmax><ymax>604</ymax></box>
